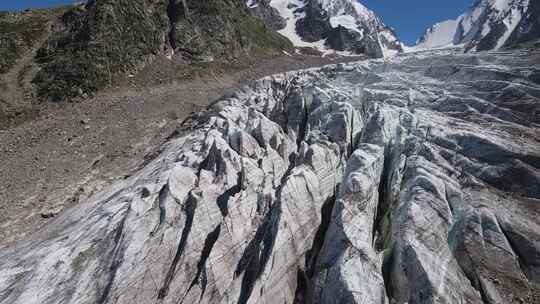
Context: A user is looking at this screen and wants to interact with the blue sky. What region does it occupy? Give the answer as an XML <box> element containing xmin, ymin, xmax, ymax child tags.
<box><xmin>1</xmin><ymin>0</ymin><xmax>474</xmax><ymax>45</ymax></box>
<box><xmin>0</xmin><ymin>0</ymin><xmax>77</xmax><ymax>11</ymax></box>
<box><xmin>362</xmin><ymin>0</ymin><xmax>473</xmax><ymax>45</ymax></box>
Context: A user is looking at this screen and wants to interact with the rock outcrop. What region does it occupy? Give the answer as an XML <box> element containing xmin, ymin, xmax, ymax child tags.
<box><xmin>1</xmin><ymin>47</ymin><xmax>539</xmax><ymax>304</ymax></box>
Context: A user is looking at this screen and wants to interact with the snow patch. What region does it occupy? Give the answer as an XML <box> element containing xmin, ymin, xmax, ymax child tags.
<box><xmin>269</xmin><ymin>0</ymin><xmax>330</xmax><ymax>52</ymax></box>
<box><xmin>246</xmin><ymin>0</ymin><xmax>258</xmax><ymax>8</ymax></box>
<box><xmin>416</xmin><ymin>20</ymin><xmax>459</xmax><ymax>49</ymax></box>
<box><xmin>330</xmin><ymin>15</ymin><xmax>363</xmax><ymax>35</ymax></box>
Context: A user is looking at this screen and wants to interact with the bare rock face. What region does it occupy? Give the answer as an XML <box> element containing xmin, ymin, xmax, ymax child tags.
<box><xmin>1</xmin><ymin>47</ymin><xmax>540</xmax><ymax>304</ymax></box>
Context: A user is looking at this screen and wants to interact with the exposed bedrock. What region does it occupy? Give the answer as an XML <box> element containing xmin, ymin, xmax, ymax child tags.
<box><xmin>1</xmin><ymin>48</ymin><xmax>539</xmax><ymax>304</ymax></box>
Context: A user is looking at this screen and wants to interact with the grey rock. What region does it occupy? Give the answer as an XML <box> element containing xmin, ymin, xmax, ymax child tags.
<box><xmin>246</xmin><ymin>0</ymin><xmax>287</xmax><ymax>31</ymax></box>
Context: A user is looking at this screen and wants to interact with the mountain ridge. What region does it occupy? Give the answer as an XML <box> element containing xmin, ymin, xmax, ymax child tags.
<box><xmin>246</xmin><ymin>0</ymin><xmax>404</xmax><ymax>58</ymax></box>
<box><xmin>416</xmin><ymin>0</ymin><xmax>540</xmax><ymax>51</ymax></box>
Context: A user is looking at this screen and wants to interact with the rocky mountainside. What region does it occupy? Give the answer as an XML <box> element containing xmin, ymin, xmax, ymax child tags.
<box><xmin>246</xmin><ymin>0</ymin><xmax>404</xmax><ymax>58</ymax></box>
<box><xmin>1</xmin><ymin>46</ymin><xmax>539</xmax><ymax>304</ymax></box>
<box><xmin>0</xmin><ymin>7</ymin><xmax>69</xmax><ymax>128</ymax></box>
<box><xmin>416</xmin><ymin>0</ymin><xmax>540</xmax><ymax>51</ymax></box>
<box><xmin>0</xmin><ymin>0</ymin><xmax>292</xmax><ymax>105</ymax></box>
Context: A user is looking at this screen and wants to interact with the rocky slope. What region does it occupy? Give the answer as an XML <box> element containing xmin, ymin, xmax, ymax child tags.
<box><xmin>0</xmin><ymin>0</ymin><xmax>292</xmax><ymax>104</ymax></box>
<box><xmin>246</xmin><ymin>0</ymin><xmax>403</xmax><ymax>57</ymax></box>
<box><xmin>1</xmin><ymin>46</ymin><xmax>539</xmax><ymax>304</ymax></box>
<box><xmin>416</xmin><ymin>0</ymin><xmax>540</xmax><ymax>51</ymax></box>
<box><xmin>0</xmin><ymin>7</ymin><xmax>69</xmax><ymax>128</ymax></box>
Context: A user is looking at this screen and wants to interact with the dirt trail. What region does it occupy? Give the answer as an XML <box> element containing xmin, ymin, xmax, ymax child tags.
<box><xmin>0</xmin><ymin>54</ymin><xmax>363</xmax><ymax>248</ymax></box>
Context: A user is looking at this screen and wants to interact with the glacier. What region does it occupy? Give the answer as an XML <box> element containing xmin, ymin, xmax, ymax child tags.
<box><xmin>0</xmin><ymin>46</ymin><xmax>539</xmax><ymax>304</ymax></box>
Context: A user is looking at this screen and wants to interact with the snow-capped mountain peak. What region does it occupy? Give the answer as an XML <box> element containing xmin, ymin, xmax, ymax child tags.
<box><xmin>247</xmin><ymin>0</ymin><xmax>404</xmax><ymax>58</ymax></box>
<box><xmin>318</xmin><ymin>0</ymin><xmax>375</xmax><ymax>21</ymax></box>
<box><xmin>416</xmin><ymin>0</ymin><xmax>539</xmax><ymax>51</ymax></box>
